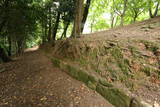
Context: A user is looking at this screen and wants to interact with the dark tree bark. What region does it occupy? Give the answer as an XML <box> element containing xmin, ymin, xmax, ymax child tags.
<box><xmin>0</xmin><ymin>20</ymin><xmax>7</xmax><ymax>33</ymax></box>
<box><xmin>53</xmin><ymin>11</ymin><xmax>61</xmax><ymax>40</ymax></box>
<box><xmin>72</xmin><ymin>0</ymin><xmax>84</xmax><ymax>38</ymax></box>
<box><xmin>149</xmin><ymin>2</ymin><xmax>159</xmax><ymax>18</ymax></box>
<box><xmin>0</xmin><ymin>47</ymin><xmax>11</xmax><ymax>62</ymax></box>
<box><xmin>44</xmin><ymin>19</ymin><xmax>48</xmax><ymax>41</ymax></box>
<box><xmin>61</xmin><ymin>21</ymin><xmax>70</xmax><ymax>39</ymax></box>
<box><xmin>17</xmin><ymin>40</ymin><xmax>23</xmax><ymax>55</ymax></box>
<box><xmin>110</xmin><ymin>12</ymin><xmax>115</xmax><ymax>28</ymax></box>
<box><xmin>133</xmin><ymin>11</ymin><xmax>138</xmax><ymax>22</ymax></box>
<box><xmin>120</xmin><ymin>0</ymin><xmax>128</xmax><ymax>26</ymax></box>
<box><xmin>47</xmin><ymin>7</ymin><xmax>52</xmax><ymax>41</ymax></box>
<box><xmin>149</xmin><ymin>8</ymin><xmax>153</xmax><ymax>18</ymax></box>
<box><xmin>0</xmin><ymin>0</ymin><xmax>9</xmax><ymax>32</ymax></box>
<box><xmin>8</xmin><ymin>36</ymin><xmax>12</xmax><ymax>56</ymax></box>
<box><xmin>81</xmin><ymin>0</ymin><xmax>91</xmax><ymax>33</ymax></box>
<box><xmin>154</xmin><ymin>2</ymin><xmax>159</xmax><ymax>17</ymax></box>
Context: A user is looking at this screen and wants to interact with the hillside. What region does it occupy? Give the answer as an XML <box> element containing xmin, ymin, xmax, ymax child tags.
<box><xmin>44</xmin><ymin>16</ymin><xmax>160</xmax><ymax>107</ymax></box>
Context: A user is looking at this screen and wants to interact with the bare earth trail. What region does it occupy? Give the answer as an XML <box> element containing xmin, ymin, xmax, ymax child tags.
<box><xmin>0</xmin><ymin>50</ymin><xmax>113</xmax><ymax>107</ymax></box>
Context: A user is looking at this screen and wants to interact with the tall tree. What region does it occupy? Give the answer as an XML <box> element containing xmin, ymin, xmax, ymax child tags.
<box><xmin>48</xmin><ymin>7</ymin><xmax>52</xmax><ymax>41</ymax></box>
<box><xmin>53</xmin><ymin>11</ymin><xmax>61</xmax><ymax>40</ymax></box>
<box><xmin>149</xmin><ymin>1</ymin><xmax>159</xmax><ymax>18</ymax></box>
<box><xmin>115</xmin><ymin>0</ymin><xmax>128</xmax><ymax>26</ymax></box>
<box><xmin>72</xmin><ymin>0</ymin><xmax>84</xmax><ymax>38</ymax></box>
<box><xmin>81</xmin><ymin>0</ymin><xmax>91</xmax><ymax>33</ymax></box>
<box><xmin>128</xmin><ymin>0</ymin><xmax>146</xmax><ymax>22</ymax></box>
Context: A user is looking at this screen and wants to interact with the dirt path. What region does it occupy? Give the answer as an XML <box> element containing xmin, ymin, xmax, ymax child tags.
<box><xmin>0</xmin><ymin>50</ymin><xmax>113</xmax><ymax>107</ymax></box>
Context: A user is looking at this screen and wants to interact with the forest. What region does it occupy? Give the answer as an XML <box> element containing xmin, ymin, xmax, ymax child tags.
<box><xmin>0</xmin><ymin>0</ymin><xmax>160</xmax><ymax>62</ymax></box>
<box><xmin>0</xmin><ymin>0</ymin><xmax>160</xmax><ymax>107</ymax></box>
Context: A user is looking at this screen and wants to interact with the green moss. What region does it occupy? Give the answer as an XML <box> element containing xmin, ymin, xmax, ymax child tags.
<box><xmin>90</xmin><ymin>48</ymin><xmax>99</xmax><ymax>58</ymax></box>
<box><xmin>95</xmin><ymin>69</ymin><xmax>101</xmax><ymax>73</ymax></box>
<box><xmin>79</xmin><ymin>57</ymin><xmax>88</xmax><ymax>65</ymax></box>
<box><xmin>96</xmin><ymin>84</ymin><xmax>131</xmax><ymax>107</ymax></box>
<box><xmin>118</xmin><ymin>60</ymin><xmax>130</xmax><ymax>76</ymax></box>
<box><xmin>87</xmin><ymin>81</ymin><xmax>97</xmax><ymax>90</ymax></box>
<box><xmin>110</xmin><ymin>47</ymin><xmax>123</xmax><ymax>59</ymax></box>
<box><xmin>88</xmin><ymin>74</ymin><xmax>98</xmax><ymax>83</ymax></box>
<box><xmin>99</xmin><ymin>79</ymin><xmax>113</xmax><ymax>87</ymax></box>
<box><xmin>51</xmin><ymin>57</ymin><xmax>132</xmax><ymax>107</ymax></box>
<box><xmin>141</xmin><ymin>67</ymin><xmax>151</xmax><ymax>76</ymax></box>
<box><xmin>125</xmin><ymin>81</ymin><xmax>136</xmax><ymax>91</ymax></box>
<box><xmin>141</xmin><ymin>40</ymin><xmax>159</xmax><ymax>53</ymax></box>
<box><xmin>129</xmin><ymin>46</ymin><xmax>138</xmax><ymax>54</ymax></box>
<box><xmin>66</xmin><ymin>65</ymin><xmax>79</xmax><ymax>78</ymax></box>
<box><xmin>110</xmin><ymin>47</ymin><xmax>130</xmax><ymax>73</ymax></box>
<box><xmin>141</xmin><ymin>66</ymin><xmax>160</xmax><ymax>77</ymax></box>
<box><xmin>77</xmin><ymin>70</ymin><xmax>89</xmax><ymax>84</ymax></box>
<box><xmin>52</xmin><ymin>58</ymin><xmax>61</xmax><ymax>68</ymax></box>
<box><xmin>107</xmin><ymin>68</ymin><xmax>120</xmax><ymax>80</ymax></box>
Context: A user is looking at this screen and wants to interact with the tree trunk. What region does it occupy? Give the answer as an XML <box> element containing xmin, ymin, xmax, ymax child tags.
<box><xmin>16</xmin><ymin>38</ymin><xmax>25</xmax><ymax>56</ymax></box>
<box><xmin>120</xmin><ymin>15</ymin><xmax>124</xmax><ymax>26</ymax></box>
<box><xmin>0</xmin><ymin>20</ymin><xmax>7</xmax><ymax>33</ymax></box>
<box><xmin>72</xmin><ymin>0</ymin><xmax>84</xmax><ymax>38</ymax></box>
<box><xmin>0</xmin><ymin>0</ymin><xmax>9</xmax><ymax>32</ymax></box>
<box><xmin>8</xmin><ymin>36</ymin><xmax>12</xmax><ymax>56</ymax></box>
<box><xmin>149</xmin><ymin>2</ymin><xmax>159</xmax><ymax>18</ymax></box>
<box><xmin>91</xmin><ymin>23</ymin><xmax>93</xmax><ymax>33</ymax></box>
<box><xmin>110</xmin><ymin>12</ymin><xmax>115</xmax><ymax>28</ymax></box>
<box><xmin>149</xmin><ymin>8</ymin><xmax>153</xmax><ymax>18</ymax></box>
<box><xmin>120</xmin><ymin>0</ymin><xmax>128</xmax><ymax>26</ymax></box>
<box><xmin>53</xmin><ymin>11</ymin><xmax>61</xmax><ymax>40</ymax></box>
<box><xmin>44</xmin><ymin>20</ymin><xmax>47</xmax><ymax>41</ymax></box>
<box><xmin>154</xmin><ymin>2</ymin><xmax>159</xmax><ymax>17</ymax></box>
<box><xmin>81</xmin><ymin>0</ymin><xmax>91</xmax><ymax>33</ymax></box>
<box><xmin>0</xmin><ymin>47</ymin><xmax>11</xmax><ymax>62</ymax></box>
<box><xmin>61</xmin><ymin>21</ymin><xmax>70</xmax><ymax>39</ymax></box>
<box><xmin>133</xmin><ymin>12</ymin><xmax>138</xmax><ymax>22</ymax></box>
<box><xmin>111</xmin><ymin>18</ymin><xmax>114</xmax><ymax>28</ymax></box>
<box><xmin>47</xmin><ymin>7</ymin><xmax>52</xmax><ymax>41</ymax></box>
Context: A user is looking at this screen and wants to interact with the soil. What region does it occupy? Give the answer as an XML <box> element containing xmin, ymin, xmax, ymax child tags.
<box><xmin>0</xmin><ymin>50</ymin><xmax>113</xmax><ymax>107</ymax></box>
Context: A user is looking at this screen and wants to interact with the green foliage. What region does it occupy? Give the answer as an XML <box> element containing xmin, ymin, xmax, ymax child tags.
<box><xmin>86</xmin><ymin>0</ymin><xmax>159</xmax><ymax>31</ymax></box>
<box><xmin>1</xmin><ymin>0</ymin><xmax>159</xmax><ymax>59</ymax></box>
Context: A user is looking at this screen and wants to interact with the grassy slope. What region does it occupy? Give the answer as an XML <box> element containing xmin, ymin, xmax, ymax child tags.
<box><xmin>43</xmin><ymin>16</ymin><xmax>160</xmax><ymax>106</ymax></box>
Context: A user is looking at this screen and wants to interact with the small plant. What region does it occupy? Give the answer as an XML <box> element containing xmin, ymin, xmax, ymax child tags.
<box><xmin>141</xmin><ymin>40</ymin><xmax>159</xmax><ymax>53</ymax></box>
<box><xmin>141</xmin><ymin>66</ymin><xmax>151</xmax><ymax>76</ymax></box>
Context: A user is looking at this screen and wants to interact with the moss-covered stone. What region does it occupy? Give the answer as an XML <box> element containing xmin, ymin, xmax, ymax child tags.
<box><xmin>96</xmin><ymin>84</ymin><xmax>131</xmax><ymax>107</ymax></box>
<box><xmin>51</xmin><ymin>57</ymin><xmax>133</xmax><ymax>107</ymax></box>
<box><xmin>77</xmin><ymin>70</ymin><xmax>89</xmax><ymax>84</ymax></box>
<box><xmin>87</xmin><ymin>81</ymin><xmax>97</xmax><ymax>90</ymax></box>
<box><xmin>65</xmin><ymin>64</ymin><xmax>79</xmax><ymax>79</ymax></box>
<box><xmin>88</xmin><ymin>74</ymin><xmax>98</xmax><ymax>83</ymax></box>
<box><xmin>99</xmin><ymin>79</ymin><xmax>113</xmax><ymax>87</ymax></box>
